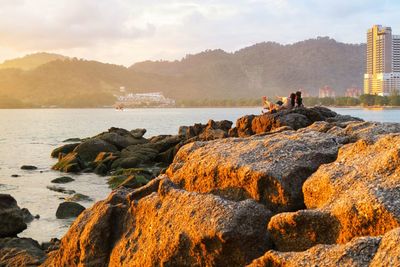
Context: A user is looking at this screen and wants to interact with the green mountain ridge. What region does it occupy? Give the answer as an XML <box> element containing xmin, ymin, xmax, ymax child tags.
<box><xmin>0</xmin><ymin>37</ymin><xmax>365</xmax><ymax>108</ymax></box>
<box><xmin>0</xmin><ymin>52</ymin><xmax>68</xmax><ymax>71</ymax></box>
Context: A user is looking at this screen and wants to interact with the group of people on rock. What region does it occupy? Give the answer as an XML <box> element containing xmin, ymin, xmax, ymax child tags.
<box><xmin>262</xmin><ymin>91</ymin><xmax>303</xmax><ymax>114</ymax></box>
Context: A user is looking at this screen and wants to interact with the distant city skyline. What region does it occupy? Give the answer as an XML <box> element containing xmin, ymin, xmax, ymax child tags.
<box><xmin>0</xmin><ymin>0</ymin><xmax>400</xmax><ymax>66</ymax></box>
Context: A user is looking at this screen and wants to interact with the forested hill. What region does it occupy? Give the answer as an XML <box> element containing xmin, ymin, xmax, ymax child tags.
<box><xmin>131</xmin><ymin>37</ymin><xmax>365</xmax><ymax>99</ymax></box>
<box><xmin>0</xmin><ymin>37</ymin><xmax>365</xmax><ymax>108</ymax></box>
<box><xmin>0</xmin><ymin>52</ymin><xmax>67</xmax><ymax>70</ymax></box>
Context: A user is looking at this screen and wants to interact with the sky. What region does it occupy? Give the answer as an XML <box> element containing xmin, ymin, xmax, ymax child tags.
<box><xmin>0</xmin><ymin>0</ymin><xmax>399</xmax><ymax>66</ymax></box>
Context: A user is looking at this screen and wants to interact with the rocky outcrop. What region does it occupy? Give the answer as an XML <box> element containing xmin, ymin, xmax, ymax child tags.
<box><xmin>167</xmin><ymin>130</ymin><xmax>340</xmax><ymax>212</ymax></box>
<box><xmin>232</xmin><ymin>106</ymin><xmax>362</xmax><ymax>137</ymax></box>
<box><xmin>0</xmin><ymin>237</ymin><xmax>45</xmax><ymax>266</ymax></box>
<box><xmin>267</xmin><ymin>133</ymin><xmax>400</xmax><ymax>251</ymax></box>
<box><xmin>249</xmin><ymin>228</ymin><xmax>400</xmax><ymax>267</ymax></box>
<box><xmin>51</xmin><ymin>120</ymin><xmax>233</xmax><ymax>177</ymax></box>
<box><xmin>0</xmin><ymin>194</ymin><xmax>27</xmax><ymax>238</ymax></box>
<box><xmin>44</xmin><ymin>177</ymin><xmax>272</xmax><ymax>267</ymax></box>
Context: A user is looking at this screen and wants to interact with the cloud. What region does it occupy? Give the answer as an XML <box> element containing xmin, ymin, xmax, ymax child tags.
<box><xmin>0</xmin><ymin>0</ymin><xmax>400</xmax><ymax>65</ymax></box>
<box><xmin>0</xmin><ymin>0</ymin><xmax>155</xmax><ymax>50</ymax></box>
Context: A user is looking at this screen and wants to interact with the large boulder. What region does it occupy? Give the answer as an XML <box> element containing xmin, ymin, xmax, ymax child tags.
<box><xmin>51</xmin><ymin>143</ymin><xmax>80</xmax><ymax>158</ymax></box>
<box><xmin>44</xmin><ymin>177</ymin><xmax>272</xmax><ymax>267</ymax></box>
<box><xmin>55</xmin><ymin>202</ymin><xmax>85</xmax><ymax>219</ymax></box>
<box><xmin>268</xmin><ymin>133</ymin><xmax>400</xmax><ymax>251</ymax></box>
<box><xmin>304</xmin><ymin>133</ymin><xmax>400</xmax><ymax>242</ymax></box>
<box><xmin>167</xmin><ymin>130</ymin><xmax>340</xmax><ymax>212</ymax></box>
<box><xmin>0</xmin><ymin>194</ymin><xmax>27</xmax><ymax>237</ymax></box>
<box><xmin>73</xmin><ymin>139</ymin><xmax>118</xmax><ymax>163</ymax></box>
<box><xmin>249</xmin><ymin>228</ymin><xmax>400</xmax><ymax>267</ymax></box>
<box><xmin>248</xmin><ymin>235</ymin><xmax>380</xmax><ymax>267</ymax></box>
<box><xmin>52</xmin><ymin>152</ymin><xmax>83</xmax><ymax>173</ymax></box>
<box><xmin>96</xmin><ymin>127</ymin><xmax>149</xmax><ymax>149</ymax></box>
<box><xmin>0</xmin><ymin>237</ymin><xmax>45</xmax><ymax>266</ymax></box>
<box><xmin>370</xmin><ymin>227</ymin><xmax>400</xmax><ymax>266</ymax></box>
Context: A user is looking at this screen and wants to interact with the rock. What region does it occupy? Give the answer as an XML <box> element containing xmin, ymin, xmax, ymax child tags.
<box><xmin>118</xmin><ymin>175</ymin><xmax>149</xmax><ymax>189</ymax></box>
<box><xmin>248</xmin><ymin>235</ymin><xmax>380</xmax><ymax>267</ymax></box>
<box><xmin>213</xmin><ymin>119</ymin><xmax>233</xmax><ymax>131</ymax></box>
<box><xmin>93</xmin><ymin>152</ymin><xmax>119</xmax><ymax>170</ymax></box>
<box><xmin>235</xmin><ymin>114</ymin><xmax>255</xmax><ymax>137</ymax></box>
<box><xmin>250</xmin><ymin>227</ymin><xmax>400</xmax><ymax>267</ymax></box>
<box><xmin>131</xmin><ymin>128</ymin><xmax>146</xmax><ymax>139</ymax></box>
<box><xmin>98</xmin><ymin>132</ymin><xmax>132</xmax><ymax>149</ymax></box>
<box><xmin>234</xmin><ymin>107</ymin><xmax>362</xmax><ymax>137</ymax></box>
<box><xmin>55</xmin><ymin>202</ymin><xmax>85</xmax><ymax>219</ymax></box>
<box><xmin>46</xmin><ymin>186</ymin><xmax>76</xmax><ymax>195</ymax></box>
<box><xmin>51</xmin><ymin>176</ymin><xmax>75</xmax><ymax>184</ymax></box>
<box><xmin>267</xmin><ymin>209</ymin><xmax>339</xmax><ymax>252</ymax></box>
<box><xmin>52</xmin><ymin>152</ymin><xmax>83</xmax><ymax>173</ymax></box>
<box><xmin>65</xmin><ymin>193</ymin><xmax>93</xmax><ymax>202</ymax></box>
<box><xmin>51</xmin><ymin>143</ymin><xmax>80</xmax><ymax>158</ymax></box>
<box><xmin>73</xmin><ymin>138</ymin><xmax>118</xmax><ymax>163</ymax></box>
<box><xmin>41</xmin><ymin>238</ymin><xmax>61</xmax><ymax>253</ymax></box>
<box><xmin>304</xmin><ymin>134</ymin><xmax>400</xmax><ymax>243</ymax></box>
<box><xmin>270</xmin><ymin>133</ymin><xmax>400</xmax><ymax>251</ymax></box>
<box><xmin>178</xmin><ymin>120</ymin><xmax>232</xmax><ymax>140</ymax></box>
<box><xmin>44</xmin><ymin>177</ymin><xmax>272</xmax><ymax>266</ymax></box>
<box><xmin>21</xmin><ymin>208</ymin><xmax>38</xmax><ymax>223</ymax></box>
<box><xmin>327</xmin><ymin>121</ymin><xmax>400</xmax><ymax>142</ymax></box>
<box><xmin>94</xmin><ymin>163</ymin><xmax>108</xmax><ymax>175</ymax></box>
<box><xmin>0</xmin><ymin>237</ymin><xmax>45</xmax><ymax>266</ymax></box>
<box><xmin>62</xmin><ymin>138</ymin><xmax>82</xmax><ymax>143</ymax></box>
<box><xmin>370</xmin><ymin>228</ymin><xmax>400</xmax><ymax>266</ymax></box>
<box><xmin>0</xmin><ymin>194</ymin><xmax>27</xmax><ymax>237</ymax></box>
<box><xmin>167</xmin><ymin>130</ymin><xmax>340</xmax><ymax>212</ymax></box>
<box><xmin>20</xmin><ymin>165</ymin><xmax>38</xmax><ymax>170</ymax></box>
<box><xmin>107</xmin><ymin>168</ymin><xmax>153</xmax><ymax>189</ymax></box>
<box><xmin>11</xmin><ymin>174</ymin><xmax>20</xmax><ymax>177</ymax></box>
<box><xmin>199</xmin><ymin>128</ymin><xmax>227</xmax><ymax>140</ymax></box>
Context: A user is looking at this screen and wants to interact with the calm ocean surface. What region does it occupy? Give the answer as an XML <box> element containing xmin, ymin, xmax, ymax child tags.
<box><xmin>0</xmin><ymin>107</ymin><xmax>399</xmax><ymax>243</ymax></box>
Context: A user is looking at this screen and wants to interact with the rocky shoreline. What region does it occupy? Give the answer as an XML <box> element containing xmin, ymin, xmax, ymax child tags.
<box><xmin>2</xmin><ymin>106</ymin><xmax>400</xmax><ymax>266</ymax></box>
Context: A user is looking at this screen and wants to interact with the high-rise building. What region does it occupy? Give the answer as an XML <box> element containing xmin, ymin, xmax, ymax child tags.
<box><xmin>364</xmin><ymin>25</ymin><xmax>400</xmax><ymax>95</ymax></box>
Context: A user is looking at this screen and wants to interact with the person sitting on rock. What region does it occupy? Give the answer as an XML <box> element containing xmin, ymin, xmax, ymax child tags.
<box><xmin>261</xmin><ymin>96</ymin><xmax>277</xmax><ymax>114</ymax></box>
<box><xmin>295</xmin><ymin>91</ymin><xmax>304</xmax><ymax>108</ymax></box>
<box><xmin>276</xmin><ymin>93</ymin><xmax>296</xmax><ymax>110</ymax></box>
